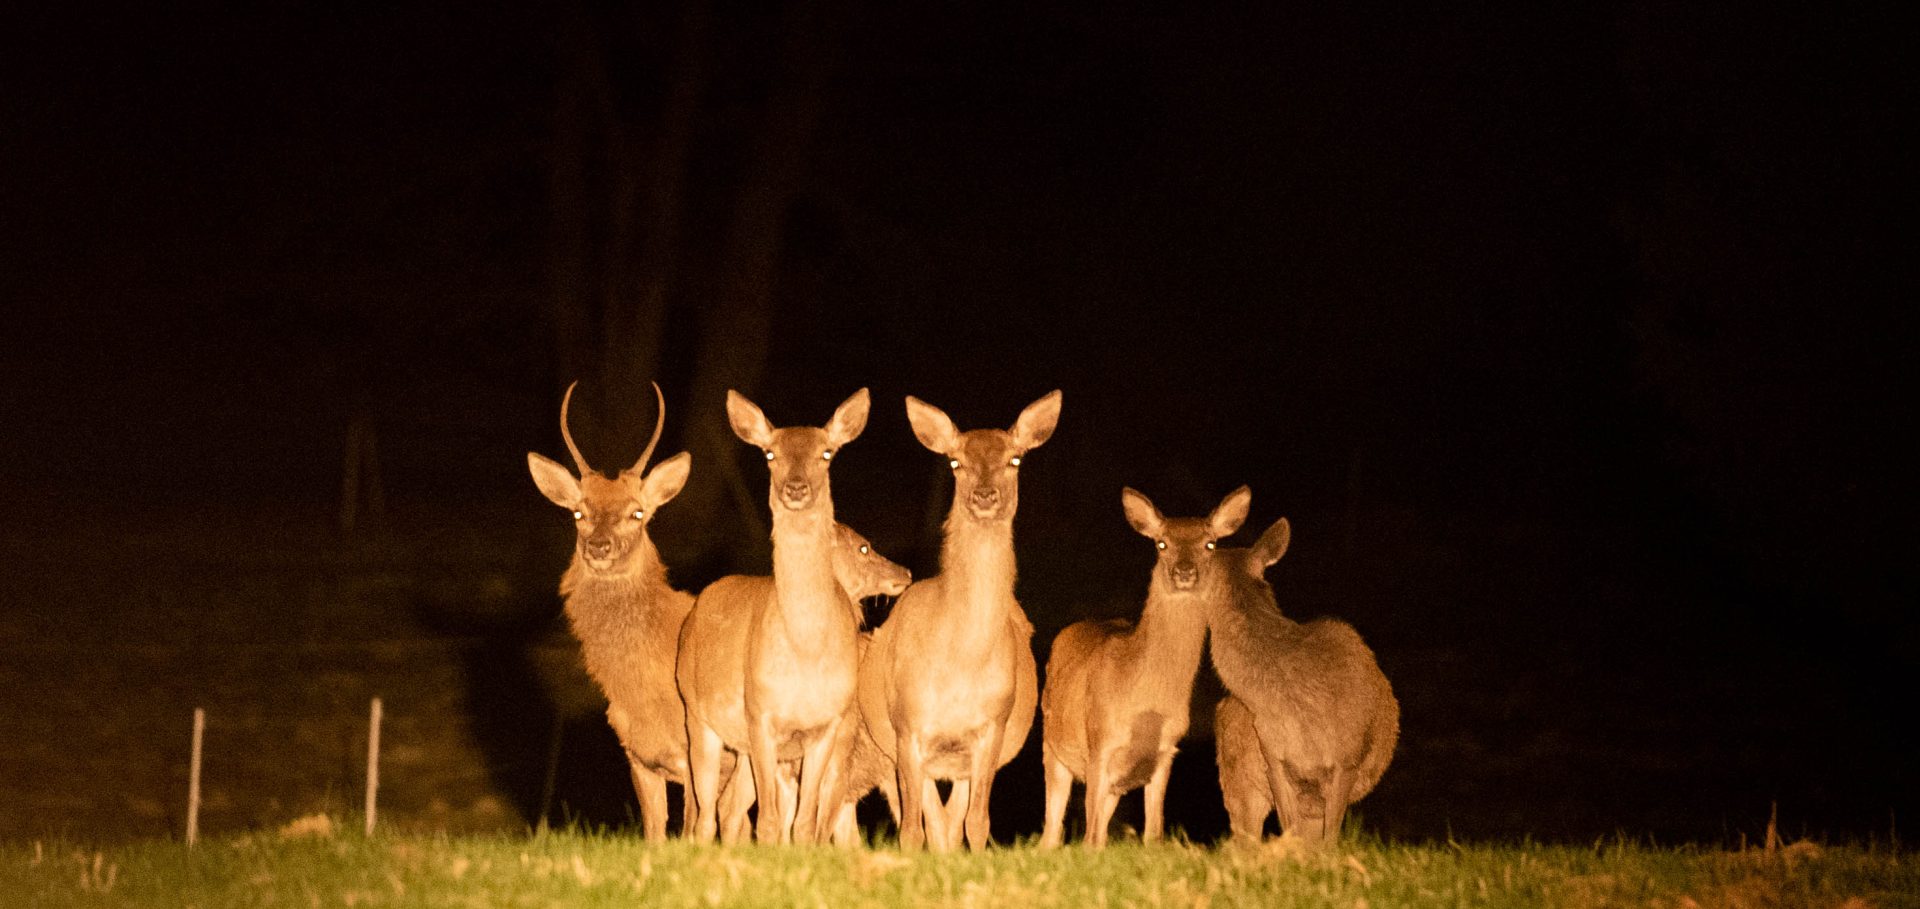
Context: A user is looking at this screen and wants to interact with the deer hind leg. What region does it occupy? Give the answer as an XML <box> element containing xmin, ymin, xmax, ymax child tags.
<box><xmin>1039</xmin><ymin>744</ymin><xmax>1074</xmax><ymax>848</ymax></box>
<box><xmin>1141</xmin><ymin>746</ymin><xmax>1178</xmax><ymax>843</ymax></box>
<box><xmin>1258</xmin><ymin>736</ymin><xmax>1304</xmax><ymax>840</ymax></box>
<box><xmin>941</xmin><ymin>780</ymin><xmax>968</xmax><ymax>849</ymax></box>
<box><xmin>717</xmin><ymin>751</ymin><xmax>754</xmax><ymax>845</ymax></box>
<box><xmin>1083</xmin><ymin>745</ymin><xmax>1119</xmax><ymax>849</ymax></box>
<box><xmin>1320</xmin><ymin>763</ymin><xmax>1354</xmax><ymax>844</ymax></box>
<box><xmin>687</xmin><ymin>722</ymin><xmax>727</xmax><ymax>842</ymax></box>
<box><xmin>895</xmin><ymin>736</ymin><xmax>929</xmax><ymax>851</ymax></box>
<box><xmin>792</xmin><ymin>717</ymin><xmax>842</xmax><ymax>845</ymax></box>
<box><xmin>748</xmin><ymin>717</ymin><xmax>787</xmax><ymax>844</ymax></box>
<box><xmin>630</xmin><ymin>762</ymin><xmax>670</xmax><ymax>843</ymax></box>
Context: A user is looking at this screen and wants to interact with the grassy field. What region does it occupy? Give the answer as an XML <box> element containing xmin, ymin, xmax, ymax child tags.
<box><xmin>4</xmin><ymin>820</ymin><xmax>1913</xmax><ymax>909</ymax></box>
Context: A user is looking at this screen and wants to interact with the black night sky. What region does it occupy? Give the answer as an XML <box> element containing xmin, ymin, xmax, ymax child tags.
<box><xmin>1</xmin><ymin>1</ymin><xmax>1911</xmax><ymax>844</ymax></box>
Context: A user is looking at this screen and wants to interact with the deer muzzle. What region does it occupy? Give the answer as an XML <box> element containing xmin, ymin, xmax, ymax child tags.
<box><xmin>1170</xmin><ymin>564</ymin><xmax>1200</xmax><ymax>590</ymax></box>
<box><xmin>780</xmin><ymin>479</ymin><xmax>814</xmax><ymax>509</ymax></box>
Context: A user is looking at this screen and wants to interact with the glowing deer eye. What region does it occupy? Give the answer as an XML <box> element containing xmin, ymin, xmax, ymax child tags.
<box><xmin>1156</xmin><ymin>540</ymin><xmax>1167</xmax><ymax>550</ymax></box>
<box><xmin>1205</xmin><ymin>541</ymin><xmax>1216</xmax><ymax>550</ymax></box>
<box><xmin>948</xmin><ymin>459</ymin><xmax>960</xmax><ymax>469</ymax></box>
<box><xmin>571</xmin><ymin>510</ymin><xmax>583</xmax><ymax>521</ymax></box>
<box><xmin>822</xmin><ymin>450</ymin><xmax>834</xmax><ymax>461</ymax></box>
<box><xmin>764</xmin><ymin>450</ymin><xmax>775</xmax><ymax>461</ymax></box>
<box><xmin>858</xmin><ymin>545</ymin><xmax>870</xmax><ymax>555</ymax></box>
<box><xmin>1009</xmin><ymin>456</ymin><xmax>1022</xmax><ymax>467</ymax></box>
<box><xmin>632</xmin><ymin>509</ymin><xmax>646</xmax><ymax>521</ymax></box>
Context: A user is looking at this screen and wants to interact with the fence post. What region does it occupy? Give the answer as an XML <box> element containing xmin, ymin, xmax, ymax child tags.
<box><xmin>186</xmin><ymin>708</ymin><xmax>205</xmax><ymax>846</ymax></box>
<box><xmin>365</xmin><ymin>697</ymin><xmax>382</xmax><ymax>836</ymax></box>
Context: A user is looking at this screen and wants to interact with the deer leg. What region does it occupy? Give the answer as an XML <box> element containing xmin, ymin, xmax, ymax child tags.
<box><xmin>630</xmin><ymin>762</ymin><xmax>669</xmax><ymax>843</ymax></box>
<box><xmin>921</xmin><ymin>778</ymin><xmax>953</xmax><ymax>852</ymax></box>
<box><xmin>963</xmin><ymin>724</ymin><xmax>1004</xmax><ymax>851</ymax></box>
<box><xmin>942</xmin><ymin>780</ymin><xmax>969</xmax><ymax>849</ymax></box>
<box><xmin>1141</xmin><ymin>745</ymin><xmax>1178</xmax><ymax>843</ymax></box>
<box><xmin>895</xmin><ymin>736</ymin><xmax>928</xmax><ymax>851</ymax></box>
<box><xmin>1039</xmin><ymin>744</ymin><xmax>1074</xmax><ymax>848</ymax></box>
<box><xmin>687</xmin><ymin>722</ymin><xmax>726</xmax><ymax>842</ymax></box>
<box><xmin>793</xmin><ymin>717</ymin><xmax>841</xmax><ymax>845</ymax></box>
<box><xmin>1320</xmin><ymin>764</ymin><xmax>1354</xmax><ymax>844</ymax></box>
<box><xmin>748</xmin><ymin>717</ymin><xmax>786</xmax><ymax>844</ymax></box>
<box><xmin>717</xmin><ymin>751</ymin><xmax>753</xmax><ymax>845</ymax></box>
<box><xmin>1083</xmin><ymin>745</ymin><xmax>1115</xmax><ymax>849</ymax></box>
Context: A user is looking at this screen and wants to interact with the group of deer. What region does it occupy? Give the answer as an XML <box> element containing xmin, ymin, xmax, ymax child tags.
<box><xmin>526</xmin><ymin>382</ymin><xmax>1397</xmax><ymax>851</ymax></box>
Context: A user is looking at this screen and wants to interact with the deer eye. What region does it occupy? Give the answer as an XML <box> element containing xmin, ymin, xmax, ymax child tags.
<box><xmin>1156</xmin><ymin>540</ymin><xmax>1167</xmax><ymax>551</ymax></box>
<box><xmin>764</xmin><ymin>450</ymin><xmax>775</xmax><ymax>461</ymax></box>
<box><xmin>948</xmin><ymin>458</ymin><xmax>960</xmax><ymax>470</ymax></box>
<box><xmin>1205</xmin><ymin>541</ymin><xmax>1216</xmax><ymax>550</ymax></box>
<box><xmin>632</xmin><ymin>509</ymin><xmax>646</xmax><ymax>521</ymax></box>
<box><xmin>1009</xmin><ymin>456</ymin><xmax>1022</xmax><ymax>467</ymax></box>
<box><xmin>822</xmin><ymin>449</ymin><xmax>834</xmax><ymax>461</ymax></box>
<box><xmin>858</xmin><ymin>545</ymin><xmax>870</xmax><ymax>555</ymax></box>
<box><xmin>572</xmin><ymin>510</ymin><xmax>583</xmax><ymax>521</ymax></box>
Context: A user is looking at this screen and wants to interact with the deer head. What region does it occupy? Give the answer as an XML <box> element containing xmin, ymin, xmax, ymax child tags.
<box><xmin>1244</xmin><ymin>517</ymin><xmax>1291</xmax><ymax>577</ymax></box>
<box><xmin>727</xmin><ymin>388</ymin><xmax>870</xmax><ymax>513</ymax></box>
<box><xmin>1121</xmin><ymin>485</ymin><xmax>1251</xmax><ymax>593</ymax></box>
<box><xmin>527</xmin><ymin>382</ymin><xmax>691</xmax><ymax>574</ymax></box>
<box><xmin>831</xmin><ymin>523</ymin><xmax>912</xmax><ymax>601</ymax></box>
<box><xmin>906</xmin><ymin>390</ymin><xmax>1062</xmax><ymax>522</ymax></box>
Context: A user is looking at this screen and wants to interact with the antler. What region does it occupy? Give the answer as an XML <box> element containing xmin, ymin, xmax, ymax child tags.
<box><xmin>630</xmin><ymin>381</ymin><xmax>666</xmax><ymax>476</ymax></box>
<box><xmin>559</xmin><ymin>381</ymin><xmax>592</xmax><ymax>477</ymax></box>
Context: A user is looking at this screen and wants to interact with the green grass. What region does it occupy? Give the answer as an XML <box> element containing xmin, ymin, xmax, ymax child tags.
<box><xmin>4</xmin><ymin>822</ymin><xmax>1914</xmax><ymax>908</ymax></box>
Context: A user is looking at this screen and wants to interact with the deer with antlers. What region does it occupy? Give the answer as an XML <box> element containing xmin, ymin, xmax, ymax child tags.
<box><xmin>858</xmin><ymin>391</ymin><xmax>1060</xmax><ymax>851</ymax></box>
<box><xmin>676</xmin><ymin>389</ymin><xmax>871</xmax><ymax>844</ymax></box>
<box><xmin>1208</xmin><ymin>516</ymin><xmax>1399</xmax><ymax>843</ymax></box>
<box><xmin>1039</xmin><ymin>486</ymin><xmax>1250</xmax><ymax>848</ymax></box>
<box><xmin>525</xmin><ymin>382</ymin><xmax>693</xmax><ymax>842</ymax></box>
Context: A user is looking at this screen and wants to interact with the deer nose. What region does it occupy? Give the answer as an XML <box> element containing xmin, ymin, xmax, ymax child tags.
<box><xmin>782</xmin><ymin>480</ymin><xmax>812</xmax><ymax>503</ymax></box>
<box><xmin>585</xmin><ymin>538</ymin><xmax>613</xmax><ymax>559</ymax></box>
<box><xmin>969</xmin><ymin>487</ymin><xmax>1000</xmax><ymax>510</ymax></box>
<box><xmin>1170</xmin><ymin>565</ymin><xmax>1199</xmax><ymax>588</ymax></box>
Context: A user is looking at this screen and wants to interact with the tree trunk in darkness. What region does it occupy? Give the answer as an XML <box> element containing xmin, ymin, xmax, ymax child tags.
<box><xmin>682</xmin><ymin>0</ymin><xmax>842</xmax><ymax>569</ymax></box>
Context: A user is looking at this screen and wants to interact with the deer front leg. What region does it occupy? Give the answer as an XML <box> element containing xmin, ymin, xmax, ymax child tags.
<box><xmin>749</xmin><ymin>716</ymin><xmax>787</xmax><ymax>844</ymax></box>
<box><xmin>1039</xmin><ymin>743</ymin><xmax>1074</xmax><ymax>848</ymax></box>
<box><xmin>1141</xmin><ymin>746</ymin><xmax>1178</xmax><ymax>843</ymax></box>
<box><xmin>629</xmin><ymin>761</ymin><xmax>669</xmax><ymax>843</ymax></box>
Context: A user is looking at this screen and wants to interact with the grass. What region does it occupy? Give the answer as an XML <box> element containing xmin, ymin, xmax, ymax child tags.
<box><xmin>3</xmin><ymin>820</ymin><xmax>1914</xmax><ymax>908</ymax></box>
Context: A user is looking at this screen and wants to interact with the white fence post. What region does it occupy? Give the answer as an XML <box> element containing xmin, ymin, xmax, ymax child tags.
<box><xmin>186</xmin><ymin>707</ymin><xmax>205</xmax><ymax>846</ymax></box>
<box><xmin>365</xmin><ymin>697</ymin><xmax>382</xmax><ymax>836</ymax></box>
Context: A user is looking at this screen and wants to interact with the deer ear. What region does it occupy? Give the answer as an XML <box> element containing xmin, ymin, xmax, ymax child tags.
<box><xmin>1011</xmin><ymin>389</ymin><xmax>1062</xmax><ymax>449</ymax></box>
<box><xmin>1120</xmin><ymin>487</ymin><xmax>1165</xmax><ymax>539</ymax></box>
<box><xmin>528</xmin><ymin>452</ymin><xmax>581</xmax><ymax>508</ymax></box>
<box><xmin>1209</xmin><ymin>486</ymin><xmax>1252</xmax><ymax>538</ymax></box>
<box><xmin>1250</xmin><ymin>518</ymin><xmax>1292</xmax><ymax>570</ymax></box>
<box><xmin>639</xmin><ymin>451</ymin><xmax>691</xmax><ymax>508</ymax></box>
<box><xmin>826</xmin><ymin>388</ymin><xmax>871</xmax><ymax>448</ymax></box>
<box><xmin>904</xmin><ymin>396</ymin><xmax>960</xmax><ymax>454</ymax></box>
<box><xmin>725</xmin><ymin>390</ymin><xmax>775</xmax><ymax>449</ymax></box>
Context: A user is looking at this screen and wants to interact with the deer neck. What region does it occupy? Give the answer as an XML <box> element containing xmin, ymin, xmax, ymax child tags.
<box><xmin>559</xmin><ymin>536</ymin><xmax>680</xmax><ymax>647</ymax></box>
<box><xmin>937</xmin><ymin>509</ymin><xmax>1017</xmax><ymax>643</ymax></box>
<box><xmin>1135</xmin><ymin>579</ymin><xmax>1212</xmax><ymax>685</ymax></box>
<box><xmin>770</xmin><ymin>503</ymin><xmax>849</xmax><ymax>639</ymax></box>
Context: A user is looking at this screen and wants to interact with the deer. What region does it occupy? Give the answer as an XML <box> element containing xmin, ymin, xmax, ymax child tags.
<box><xmin>857</xmin><ymin>391</ymin><xmax>1060</xmax><ymax>851</ymax></box>
<box><xmin>1207</xmin><ymin>516</ymin><xmax>1399</xmax><ymax>844</ymax></box>
<box><xmin>524</xmin><ymin>381</ymin><xmax>694</xmax><ymax>842</ymax></box>
<box><xmin>676</xmin><ymin>388</ymin><xmax>870</xmax><ymax>844</ymax></box>
<box><xmin>1039</xmin><ymin>486</ymin><xmax>1250</xmax><ymax>848</ymax></box>
<box><xmin>696</xmin><ymin>524</ymin><xmax>911</xmax><ymax>845</ymax></box>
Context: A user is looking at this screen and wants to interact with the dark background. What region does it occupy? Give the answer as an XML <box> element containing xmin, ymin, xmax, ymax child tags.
<box><xmin>1</xmin><ymin>0</ymin><xmax>1911</xmax><ymax>845</ymax></box>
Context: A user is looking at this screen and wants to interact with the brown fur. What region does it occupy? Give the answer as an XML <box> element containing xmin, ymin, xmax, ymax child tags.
<box><xmin>526</xmin><ymin>382</ymin><xmax>694</xmax><ymax>842</ymax></box>
<box><xmin>679</xmin><ymin>389</ymin><xmax>869</xmax><ymax>844</ymax></box>
<box><xmin>1039</xmin><ymin>486</ymin><xmax>1249</xmax><ymax>848</ymax></box>
<box><xmin>1207</xmin><ymin>517</ymin><xmax>1399</xmax><ymax>844</ymax></box>
<box><xmin>858</xmin><ymin>391</ymin><xmax>1059</xmax><ymax>851</ymax></box>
